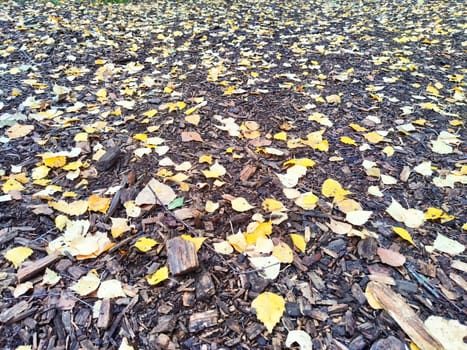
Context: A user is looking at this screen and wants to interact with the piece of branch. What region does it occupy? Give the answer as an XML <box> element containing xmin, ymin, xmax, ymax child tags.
<box><xmin>17</xmin><ymin>252</ymin><xmax>61</xmax><ymax>283</ymax></box>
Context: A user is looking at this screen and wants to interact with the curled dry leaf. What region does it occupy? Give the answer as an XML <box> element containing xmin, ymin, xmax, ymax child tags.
<box><xmin>285</xmin><ymin>330</ymin><xmax>313</xmax><ymax>350</ymax></box>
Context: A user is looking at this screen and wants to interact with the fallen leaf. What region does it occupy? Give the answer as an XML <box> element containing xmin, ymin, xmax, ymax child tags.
<box><xmin>70</xmin><ymin>270</ymin><xmax>101</xmax><ymax>296</ymax></box>
<box><xmin>110</xmin><ymin>218</ymin><xmax>132</xmax><ymax>238</ymax></box>
<box><xmin>134</xmin><ymin>237</ymin><xmax>158</xmax><ymax>252</ymax></box>
<box><xmin>97</xmin><ymin>279</ymin><xmax>126</xmax><ymax>298</ymax></box>
<box><xmin>181</xmin><ymin>235</ymin><xmax>206</xmax><ymax>252</ymax></box>
<box><xmin>377</xmin><ymin>247</ymin><xmax>406</xmax><ymax>267</ymax></box>
<box><xmin>249</xmin><ymin>256</ymin><xmax>281</xmax><ymax>280</ymax></box>
<box><xmin>42</xmin><ymin>268</ymin><xmax>61</xmax><ymax>286</ymax></box>
<box><xmin>346</xmin><ymin>210</ymin><xmax>372</xmax><ymax>226</ymax></box>
<box><xmin>272</xmin><ymin>241</ymin><xmax>294</xmax><ymax>263</ymax></box>
<box><xmin>289</xmin><ymin>234</ymin><xmax>306</xmax><ymax>253</ymax></box>
<box><xmin>322</xmin><ymin>178</ymin><xmax>352</xmax><ymax>201</ymax></box>
<box><xmin>13</xmin><ymin>282</ymin><xmax>33</xmax><ymax>298</ymax></box>
<box><xmin>424</xmin><ymin>316</ymin><xmax>467</xmax><ymax>350</ymax></box>
<box><xmin>5</xmin><ymin>123</ymin><xmax>34</xmax><ymax>139</ymax></box>
<box><xmin>285</xmin><ymin>330</ymin><xmax>313</xmax><ymax>350</ymax></box>
<box><xmin>201</xmin><ymin>161</ymin><xmax>226</xmax><ymax>179</ymax></box>
<box><xmin>181</xmin><ymin>131</ymin><xmax>203</xmax><ymax>142</ymax></box>
<box><xmin>432</xmin><ymin>233</ymin><xmax>464</xmax><ymax>256</ymax></box>
<box><xmin>49</xmin><ymin>200</ymin><xmax>88</xmax><ymax>216</ymax></box>
<box><xmin>146</xmin><ymin>266</ymin><xmax>169</xmax><ymax>286</ymax></box>
<box><xmin>294</xmin><ymin>192</ymin><xmax>318</xmax><ymax>210</ymax></box>
<box><xmin>251</xmin><ymin>292</ymin><xmax>285</xmax><ymax>333</ymax></box>
<box><xmin>88</xmin><ymin>194</ymin><xmax>111</xmax><ymax>213</ymax></box>
<box><xmin>4</xmin><ymin>246</ymin><xmax>33</xmax><ymax>268</ymax></box>
<box><xmin>231</xmin><ymin>197</ymin><xmax>255</xmax><ymax>212</ymax></box>
<box><xmin>392</xmin><ymin>226</ymin><xmax>416</xmax><ymax>246</ymax></box>
<box><xmin>213</xmin><ymin>241</ymin><xmax>233</xmax><ymax>254</ymax></box>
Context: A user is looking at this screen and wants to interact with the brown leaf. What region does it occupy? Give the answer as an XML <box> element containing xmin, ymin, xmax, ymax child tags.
<box><xmin>181</xmin><ymin>131</ymin><xmax>203</xmax><ymax>142</ymax></box>
<box><xmin>376</xmin><ymin>247</ymin><xmax>406</xmax><ymax>267</ymax></box>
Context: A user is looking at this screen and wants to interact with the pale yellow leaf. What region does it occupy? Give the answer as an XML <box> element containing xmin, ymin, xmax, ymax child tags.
<box><xmin>97</xmin><ymin>279</ymin><xmax>126</xmax><ymax>298</ymax></box>
<box><xmin>181</xmin><ymin>235</ymin><xmax>206</xmax><ymax>252</ymax></box>
<box><xmin>110</xmin><ymin>218</ymin><xmax>132</xmax><ymax>238</ymax></box>
<box><xmin>272</xmin><ymin>241</ymin><xmax>294</xmax><ymax>263</ymax></box>
<box><xmin>49</xmin><ymin>200</ymin><xmax>88</xmax><ymax>216</ymax></box>
<box><xmin>231</xmin><ymin>197</ymin><xmax>255</xmax><ymax>212</ymax></box>
<box><xmin>4</xmin><ymin>246</ymin><xmax>33</xmax><ymax>268</ymax></box>
<box><xmin>346</xmin><ymin>210</ymin><xmax>372</xmax><ymax>226</ymax></box>
<box><xmin>213</xmin><ymin>240</ymin><xmax>233</xmax><ymax>255</ymax></box>
<box><xmin>289</xmin><ymin>234</ymin><xmax>306</xmax><ymax>253</ymax></box>
<box><xmin>70</xmin><ymin>270</ymin><xmax>100</xmax><ymax>296</ymax></box>
<box><xmin>251</xmin><ymin>292</ymin><xmax>285</xmax><ymax>333</ymax></box>
<box><xmin>249</xmin><ymin>256</ymin><xmax>280</xmax><ymax>280</ymax></box>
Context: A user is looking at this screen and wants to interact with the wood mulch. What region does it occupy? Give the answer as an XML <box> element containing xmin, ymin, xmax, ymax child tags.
<box><xmin>0</xmin><ymin>0</ymin><xmax>465</xmax><ymax>349</ymax></box>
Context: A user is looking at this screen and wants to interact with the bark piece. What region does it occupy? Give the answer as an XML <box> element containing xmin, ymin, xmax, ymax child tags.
<box><xmin>188</xmin><ymin>309</ymin><xmax>218</xmax><ymax>332</ymax></box>
<box><xmin>195</xmin><ymin>272</ymin><xmax>216</xmax><ymax>300</ymax></box>
<box><xmin>240</xmin><ymin>164</ymin><xmax>257</xmax><ymax>182</ymax></box>
<box><xmin>366</xmin><ymin>281</ymin><xmax>444</xmax><ymax>350</ymax></box>
<box><xmin>167</xmin><ymin>237</ymin><xmax>199</xmax><ymax>276</ymax></box>
<box><xmin>97</xmin><ymin>146</ymin><xmax>122</xmax><ymax>171</ymax></box>
<box><xmin>17</xmin><ymin>252</ymin><xmax>61</xmax><ymax>283</ymax></box>
<box><xmin>97</xmin><ymin>298</ymin><xmax>112</xmax><ymax>329</ymax></box>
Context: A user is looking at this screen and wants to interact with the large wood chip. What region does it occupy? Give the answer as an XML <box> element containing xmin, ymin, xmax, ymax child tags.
<box><xmin>167</xmin><ymin>237</ymin><xmax>199</xmax><ymax>275</ymax></box>
<box><xmin>366</xmin><ymin>281</ymin><xmax>444</xmax><ymax>350</ymax></box>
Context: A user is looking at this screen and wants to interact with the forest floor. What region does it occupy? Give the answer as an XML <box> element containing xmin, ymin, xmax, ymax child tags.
<box><xmin>0</xmin><ymin>0</ymin><xmax>466</xmax><ymax>349</ymax></box>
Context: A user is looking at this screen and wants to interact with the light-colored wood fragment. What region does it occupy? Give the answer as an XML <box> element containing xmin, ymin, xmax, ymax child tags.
<box><xmin>17</xmin><ymin>252</ymin><xmax>61</xmax><ymax>283</ymax></box>
<box><xmin>367</xmin><ymin>281</ymin><xmax>444</xmax><ymax>350</ymax></box>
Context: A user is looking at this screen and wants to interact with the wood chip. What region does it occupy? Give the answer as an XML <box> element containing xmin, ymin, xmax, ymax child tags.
<box><xmin>366</xmin><ymin>281</ymin><xmax>444</xmax><ymax>350</ymax></box>
<box><xmin>167</xmin><ymin>237</ymin><xmax>199</xmax><ymax>275</ymax></box>
<box><xmin>97</xmin><ymin>298</ymin><xmax>112</xmax><ymax>329</ymax></box>
<box><xmin>17</xmin><ymin>252</ymin><xmax>61</xmax><ymax>283</ymax></box>
<box><xmin>239</xmin><ymin>164</ymin><xmax>257</xmax><ymax>182</ymax></box>
<box><xmin>188</xmin><ymin>309</ymin><xmax>218</xmax><ymax>332</ymax></box>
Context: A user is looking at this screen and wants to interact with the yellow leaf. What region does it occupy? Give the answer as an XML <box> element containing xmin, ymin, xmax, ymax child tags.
<box><xmin>382</xmin><ymin>146</ymin><xmax>395</xmax><ymax>156</ymax></box>
<box><xmin>74</xmin><ymin>132</ymin><xmax>88</xmax><ymax>142</ymax></box>
<box><xmin>4</xmin><ymin>246</ymin><xmax>33</xmax><ymax>268</ymax></box>
<box><xmin>294</xmin><ymin>192</ymin><xmax>318</xmax><ymax>210</ymax></box>
<box><xmin>31</xmin><ymin>165</ymin><xmax>50</xmax><ymax>180</ymax></box>
<box><xmin>70</xmin><ymin>270</ymin><xmax>100</xmax><ymax>296</ymax></box>
<box><xmin>134</xmin><ymin>237</ymin><xmax>158</xmax><ymax>252</ymax></box>
<box><xmin>349</xmin><ymin>123</ymin><xmax>367</xmax><ymax>132</ymax></box>
<box><xmin>321</xmin><ymin>178</ymin><xmax>352</xmax><ymax>201</ymax></box>
<box><xmin>325</xmin><ymin>94</ymin><xmax>341</xmax><ymax>104</ymax></box>
<box><xmin>227</xmin><ymin>232</ymin><xmax>248</xmax><ymax>253</ymax></box>
<box><xmin>251</xmin><ymin>292</ymin><xmax>285</xmax><ymax>333</ymax></box>
<box><xmin>272</xmin><ymin>241</ymin><xmax>294</xmax><ymax>263</ymax></box>
<box><xmin>289</xmin><ymin>234</ymin><xmax>306</xmax><ymax>253</ymax></box>
<box><xmin>245</xmin><ymin>221</ymin><xmax>273</xmax><ymax>244</ymax></box>
<box><xmin>142</xmin><ymin>109</ymin><xmax>158</xmax><ymax>118</ymax></box>
<box><xmin>42</xmin><ymin>268</ymin><xmax>61</xmax><ymax>286</ymax></box>
<box><xmin>273</xmin><ymin>131</ymin><xmax>287</xmax><ymax>141</ymax></box>
<box><xmin>205</xmin><ymin>200</ymin><xmax>219</xmax><ymax>213</ymax></box>
<box><xmin>55</xmin><ymin>214</ymin><xmax>69</xmax><ymax>231</ymax></box>
<box><xmin>213</xmin><ymin>240</ymin><xmax>234</xmax><ymax>254</ymax></box>
<box><xmin>283</xmin><ymin>158</ymin><xmax>315</xmax><ymax>168</ymax></box>
<box><xmin>49</xmin><ymin>200</ymin><xmax>88</xmax><ymax>216</ymax></box>
<box><xmin>199</xmin><ymin>154</ymin><xmax>213</xmax><ymax>164</ymax></box>
<box><xmin>111</xmin><ymin>217</ymin><xmax>132</xmax><ymax>238</ymax></box>
<box><xmin>88</xmin><ymin>195</ymin><xmax>111</xmax><ymax>214</ymax></box>
<box><xmin>364</xmin><ymin>131</ymin><xmax>385</xmax><ymax>144</ymax></box>
<box><xmin>42</xmin><ymin>154</ymin><xmax>67</xmax><ymax>168</ymax></box>
<box><xmin>181</xmin><ymin>235</ymin><xmax>206</xmax><ymax>252</ymax></box>
<box><xmin>2</xmin><ymin>178</ymin><xmax>25</xmax><ymax>193</ymax></box>
<box><xmin>201</xmin><ymin>161</ymin><xmax>226</xmax><ymax>178</ymax></box>
<box><xmin>365</xmin><ymin>285</ymin><xmax>383</xmax><ymax>309</ymax></box>
<box><xmin>133</xmin><ymin>133</ymin><xmax>148</xmax><ymax>142</ymax></box>
<box><xmin>340</xmin><ymin>136</ymin><xmax>356</xmax><ymax>145</ymax></box>
<box><xmin>262</xmin><ymin>198</ymin><xmax>283</xmax><ymax>212</ymax></box>
<box><xmin>231</xmin><ymin>197</ymin><xmax>254</xmax><ymax>212</ymax></box>
<box><xmin>392</xmin><ymin>226</ymin><xmax>416</xmax><ymax>246</ymax></box>
<box><xmin>426</xmin><ymin>84</ymin><xmax>440</xmax><ymax>96</ymax></box>
<box><xmin>185</xmin><ymin>114</ymin><xmax>200</xmax><ymax>126</ymax></box>
<box><xmin>147</xmin><ymin>266</ymin><xmax>169</xmax><ymax>285</ymax></box>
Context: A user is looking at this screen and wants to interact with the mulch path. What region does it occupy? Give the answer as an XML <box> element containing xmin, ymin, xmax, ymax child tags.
<box><xmin>0</xmin><ymin>0</ymin><xmax>465</xmax><ymax>349</ymax></box>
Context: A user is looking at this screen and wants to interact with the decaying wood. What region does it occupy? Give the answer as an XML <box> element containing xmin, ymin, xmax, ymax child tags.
<box><xmin>17</xmin><ymin>252</ymin><xmax>61</xmax><ymax>283</ymax></box>
<box><xmin>97</xmin><ymin>146</ymin><xmax>122</xmax><ymax>171</ymax></box>
<box><xmin>188</xmin><ymin>309</ymin><xmax>218</xmax><ymax>332</ymax></box>
<box><xmin>167</xmin><ymin>237</ymin><xmax>199</xmax><ymax>275</ymax></box>
<box><xmin>366</xmin><ymin>281</ymin><xmax>444</xmax><ymax>350</ymax></box>
<box><xmin>0</xmin><ymin>300</ymin><xmax>34</xmax><ymax>323</ymax></box>
<box><xmin>97</xmin><ymin>298</ymin><xmax>112</xmax><ymax>329</ymax></box>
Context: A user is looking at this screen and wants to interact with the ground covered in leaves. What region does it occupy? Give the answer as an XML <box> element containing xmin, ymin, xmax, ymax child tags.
<box><xmin>0</xmin><ymin>0</ymin><xmax>466</xmax><ymax>349</ymax></box>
